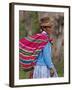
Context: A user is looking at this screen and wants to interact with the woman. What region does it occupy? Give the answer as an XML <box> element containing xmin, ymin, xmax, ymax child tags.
<box><xmin>33</xmin><ymin>17</ymin><xmax>58</xmax><ymax>78</ymax></box>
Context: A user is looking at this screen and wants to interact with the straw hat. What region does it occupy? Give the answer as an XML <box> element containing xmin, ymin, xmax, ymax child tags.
<box><xmin>40</xmin><ymin>16</ymin><xmax>53</xmax><ymax>27</ymax></box>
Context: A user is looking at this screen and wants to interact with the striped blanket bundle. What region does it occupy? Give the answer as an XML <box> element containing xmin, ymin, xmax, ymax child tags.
<box><xmin>19</xmin><ymin>33</ymin><xmax>52</xmax><ymax>70</ymax></box>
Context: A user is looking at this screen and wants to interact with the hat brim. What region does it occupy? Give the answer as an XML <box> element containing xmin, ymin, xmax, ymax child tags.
<box><xmin>41</xmin><ymin>23</ymin><xmax>52</xmax><ymax>27</ymax></box>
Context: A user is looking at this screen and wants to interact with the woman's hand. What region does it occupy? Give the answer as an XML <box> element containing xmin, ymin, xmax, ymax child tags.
<box><xmin>50</xmin><ymin>67</ymin><xmax>55</xmax><ymax>77</ymax></box>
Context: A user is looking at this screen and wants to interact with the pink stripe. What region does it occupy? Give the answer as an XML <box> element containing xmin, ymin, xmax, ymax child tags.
<box><xmin>19</xmin><ymin>42</ymin><xmax>36</xmax><ymax>50</ymax></box>
<box><xmin>19</xmin><ymin>53</ymin><xmax>36</xmax><ymax>60</ymax></box>
<box><xmin>20</xmin><ymin>38</ymin><xmax>47</xmax><ymax>48</ymax></box>
<box><xmin>29</xmin><ymin>34</ymin><xmax>48</xmax><ymax>40</ymax></box>
<box><xmin>20</xmin><ymin>62</ymin><xmax>36</xmax><ymax>69</ymax></box>
<box><xmin>19</xmin><ymin>55</ymin><xmax>35</xmax><ymax>61</ymax></box>
<box><xmin>19</xmin><ymin>41</ymin><xmax>48</xmax><ymax>54</ymax></box>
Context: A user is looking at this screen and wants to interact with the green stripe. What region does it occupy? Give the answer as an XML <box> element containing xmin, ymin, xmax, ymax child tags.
<box><xmin>20</xmin><ymin>46</ymin><xmax>41</xmax><ymax>54</ymax></box>
<box><xmin>19</xmin><ymin>49</ymin><xmax>41</xmax><ymax>56</ymax></box>
<box><xmin>20</xmin><ymin>59</ymin><xmax>36</xmax><ymax>63</ymax></box>
<box><xmin>19</xmin><ymin>46</ymin><xmax>33</xmax><ymax>53</ymax></box>
<box><xmin>20</xmin><ymin>52</ymin><xmax>36</xmax><ymax>60</ymax></box>
<box><xmin>20</xmin><ymin>49</ymin><xmax>33</xmax><ymax>56</ymax></box>
<box><xmin>35</xmin><ymin>49</ymin><xmax>41</xmax><ymax>52</ymax></box>
<box><xmin>26</xmin><ymin>37</ymin><xmax>42</xmax><ymax>43</ymax></box>
<box><xmin>27</xmin><ymin>36</ymin><xmax>48</xmax><ymax>43</ymax></box>
<box><xmin>20</xmin><ymin>49</ymin><xmax>39</xmax><ymax>56</ymax></box>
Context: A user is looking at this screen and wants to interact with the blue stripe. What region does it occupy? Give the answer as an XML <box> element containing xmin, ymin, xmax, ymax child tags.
<box><xmin>20</xmin><ymin>59</ymin><xmax>36</xmax><ymax>64</ymax></box>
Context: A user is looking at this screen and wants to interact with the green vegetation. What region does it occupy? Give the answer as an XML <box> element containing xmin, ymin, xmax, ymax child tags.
<box><xmin>30</xmin><ymin>12</ymin><xmax>40</xmax><ymax>35</ymax></box>
<box><xmin>19</xmin><ymin>68</ymin><xmax>33</xmax><ymax>79</ymax></box>
<box><xmin>54</xmin><ymin>60</ymin><xmax>64</xmax><ymax>77</ymax></box>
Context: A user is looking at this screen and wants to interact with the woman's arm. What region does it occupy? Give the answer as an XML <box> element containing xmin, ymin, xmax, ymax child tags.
<box><xmin>43</xmin><ymin>42</ymin><xmax>54</xmax><ymax>68</ymax></box>
<box><xmin>43</xmin><ymin>42</ymin><xmax>55</xmax><ymax>77</ymax></box>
